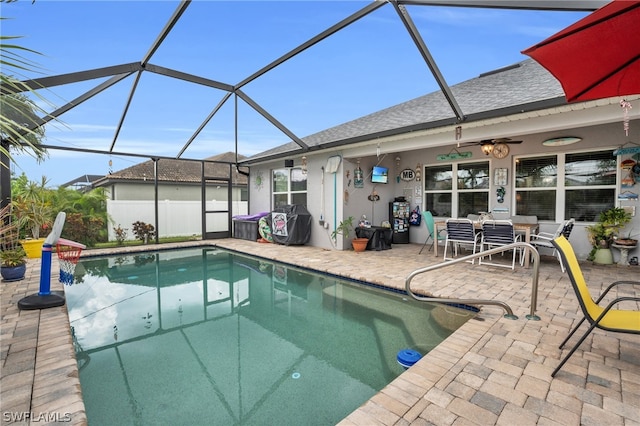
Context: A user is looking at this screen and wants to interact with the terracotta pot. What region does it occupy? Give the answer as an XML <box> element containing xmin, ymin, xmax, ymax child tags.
<box><xmin>352</xmin><ymin>238</ymin><xmax>369</xmax><ymax>252</ymax></box>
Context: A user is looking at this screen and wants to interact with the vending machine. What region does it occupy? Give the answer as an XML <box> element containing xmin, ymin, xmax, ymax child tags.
<box><xmin>389</xmin><ymin>200</ymin><xmax>410</xmax><ymax>244</ymax></box>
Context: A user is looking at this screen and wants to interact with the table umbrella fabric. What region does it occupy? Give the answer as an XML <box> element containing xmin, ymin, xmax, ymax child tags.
<box><xmin>522</xmin><ymin>0</ymin><xmax>640</xmax><ymax>103</ymax></box>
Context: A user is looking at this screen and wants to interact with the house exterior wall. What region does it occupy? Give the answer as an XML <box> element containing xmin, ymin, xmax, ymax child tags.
<box><xmin>247</xmin><ymin>109</ymin><xmax>640</xmax><ymax>261</ymax></box>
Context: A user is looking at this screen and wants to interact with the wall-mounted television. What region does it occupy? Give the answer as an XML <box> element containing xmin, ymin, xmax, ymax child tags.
<box><xmin>371</xmin><ymin>165</ymin><xmax>389</xmax><ymax>184</ymax></box>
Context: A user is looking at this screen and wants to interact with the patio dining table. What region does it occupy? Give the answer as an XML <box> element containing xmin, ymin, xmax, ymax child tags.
<box><xmin>434</xmin><ymin>221</ymin><xmax>539</xmax><ymax>268</ymax></box>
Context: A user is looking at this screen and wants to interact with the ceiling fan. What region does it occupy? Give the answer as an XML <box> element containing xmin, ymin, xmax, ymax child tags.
<box><xmin>457</xmin><ymin>138</ymin><xmax>523</xmax><ymax>157</ymax></box>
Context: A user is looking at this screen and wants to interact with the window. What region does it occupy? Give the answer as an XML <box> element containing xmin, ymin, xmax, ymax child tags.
<box><xmin>424</xmin><ymin>161</ymin><xmax>489</xmax><ymax>217</ymax></box>
<box><xmin>515</xmin><ymin>150</ymin><xmax>616</xmax><ymax>221</ymax></box>
<box><xmin>565</xmin><ymin>151</ymin><xmax>617</xmax><ymax>221</ymax></box>
<box><xmin>514</xmin><ymin>156</ymin><xmax>557</xmax><ymax>221</ymax></box>
<box><xmin>424</xmin><ymin>165</ymin><xmax>452</xmax><ymax>216</ymax></box>
<box><xmin>272</xmin><ymin>168</ymin><xmax>307</xmax><ymax>208</ymax></box>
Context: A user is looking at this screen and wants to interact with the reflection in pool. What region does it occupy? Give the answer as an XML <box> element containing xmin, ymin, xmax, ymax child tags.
<box><xmin>67</xmin><ymin>247</ymin><xmax>475</xmax><ymax>425</ymax></box>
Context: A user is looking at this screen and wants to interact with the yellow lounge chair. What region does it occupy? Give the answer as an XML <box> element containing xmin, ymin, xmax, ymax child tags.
<box><xmin>550</xmin><ymin>235</ymin><xmax>640</xmax><ymax>377</ymax></box>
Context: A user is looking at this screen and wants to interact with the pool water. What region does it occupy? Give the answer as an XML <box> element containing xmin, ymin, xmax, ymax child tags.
<box><xmin>66</xmin><ymin>247</ymin><xmax>475</xmax><ymax>425</ymax></box>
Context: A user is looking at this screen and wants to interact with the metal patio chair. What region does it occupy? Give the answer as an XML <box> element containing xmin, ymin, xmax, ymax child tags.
<box><xmin>444</xmin><ymin>218</ymin><xmax>481</xmax><ymax>264</ymax></box>
<box><xmin>479</xmin><ymin>220</ymin><xmax>522</xmax><ymax>269</ymax></box>
<box><xmin>550</xmin><ymin>235</ymin><xmax>640</xmax><ymax>377</ymax></box>
<box><xmin>530</xmin><ymin>218</ymin><xmax>575</xmax><ymax>272</ymax></box>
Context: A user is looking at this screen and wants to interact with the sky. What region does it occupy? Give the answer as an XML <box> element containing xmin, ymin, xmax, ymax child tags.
<box><xmin>2</xmin><ymin>0</ymin><xmax>594</xmax><ymax>186</ymax></box>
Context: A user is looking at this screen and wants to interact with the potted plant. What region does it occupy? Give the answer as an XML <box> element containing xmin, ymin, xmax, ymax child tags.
<box><xmin>616</xmin><ymin>229</ymin><xmax>638</xmax><ymax>247</ymax></box>
<box><xmin>331</xmin><ymin>216</ymin><xmax>369</xmax><ymax>252</ymax></box>
<box><xmin>1</xmin><ymin>205</ymin><xmax>27</xmax><ymax>281</ymax></box>
<box><xmin>1</xmin><ymin>246</ymin><xmax>27</xmax><ymax>281</ymax></box>
<box><xmin>12</xmin><ymin>176</ymin><xmax>54</xmax><ymax>258</ymax></box>
<box><xmin>586</xmin><ymin>207</ymin><xmax>632</xmax><ymax>264</ymax></box>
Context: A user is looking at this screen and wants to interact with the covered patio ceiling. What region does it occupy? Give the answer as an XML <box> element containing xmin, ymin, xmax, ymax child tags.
<box><xmin>6</xmin><ymin>0</ymin><xmax>607</xmax><ymax>167</ymax></box>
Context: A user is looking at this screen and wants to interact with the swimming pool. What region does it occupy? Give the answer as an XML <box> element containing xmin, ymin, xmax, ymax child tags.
<box><xmin>66</xmin><ymin>247</ymin><xmax>475</xmax><ymax>425</ymax></box>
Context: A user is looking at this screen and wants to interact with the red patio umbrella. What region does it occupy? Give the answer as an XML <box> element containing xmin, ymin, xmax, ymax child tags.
<box><xmin>522</xmin><ymin>0</ymin><xmax>640</xmax><ymax>102</ymax></box>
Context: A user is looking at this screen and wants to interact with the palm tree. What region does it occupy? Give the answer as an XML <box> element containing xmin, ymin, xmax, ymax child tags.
<box><xmin>1</xmin><ymin>1</ymin><xmax>51</xmax><ymax>209</ymax></box>
<box><xmin>0</xmin><ymin>91</ymin><xmax>46</xmax><ymax>158</ymax></box>
<box><xmin>11</xmin><ymin>175</ymin><xmax>53</xmax><ymax>239</ymax></box>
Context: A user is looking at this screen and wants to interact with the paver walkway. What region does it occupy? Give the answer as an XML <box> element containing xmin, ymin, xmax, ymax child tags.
<box><xmin>1</xmin><ymin>239</ymin><xmax>639</xmax><ymax>425</ymax></box>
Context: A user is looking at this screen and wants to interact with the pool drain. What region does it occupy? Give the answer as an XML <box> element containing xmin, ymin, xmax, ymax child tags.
<box><xmin>291</xmin><ymin>372</ymin><xmax>301</xmax><ymax>379</ymax></box>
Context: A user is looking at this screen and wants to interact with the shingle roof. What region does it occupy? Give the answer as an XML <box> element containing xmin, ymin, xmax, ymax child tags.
<box><xmin>248</xmin><ymin>59</ymin><xmax>565</xmax><ymax>161</ymax></box>
<box><xmin>94</xmin><ymin>152</ymin><xmax>248</xmax><ymax>186</ymax></box>
<box><xmin>61</xmin><ymin>174</ymin><xmax>104</xmax><ymax>188</ymax></box>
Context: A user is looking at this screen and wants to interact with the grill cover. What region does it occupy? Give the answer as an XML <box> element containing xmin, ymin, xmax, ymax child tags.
<box><xmin>270</xmin><ymin>204</ymin><xmax>312</xmax><ymax>245</ymax></box>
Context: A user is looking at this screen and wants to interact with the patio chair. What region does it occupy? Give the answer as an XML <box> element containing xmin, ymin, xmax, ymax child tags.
<box><xmin>444</xmin><ymin>218</ymin><xmax>481</xmax><ymax>264</ymax></box>
<box><xmin>530</xmin><ymin>218</ymin><xmax>575</xmax><ymax>272</ymax></box>
<box><xmin>550</xmin><ymin>235</ymin><xmax>640</xmax><ymax>377</ymax></box>
<box><xmin>418</xmin><ymin>211</ymin><xmax>446</xmax><ymax>254</ymax></box>
<box><xmin>479</xmin><ymin>220</ymin><xmax>522</xmax><ymax>269</ymax></box>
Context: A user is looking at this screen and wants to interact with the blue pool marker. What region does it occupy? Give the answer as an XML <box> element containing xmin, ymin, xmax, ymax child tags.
<box><xmin>397</xmin><ymin>349</ymin><xmax>422</xmax><ymax>369</ymax></box>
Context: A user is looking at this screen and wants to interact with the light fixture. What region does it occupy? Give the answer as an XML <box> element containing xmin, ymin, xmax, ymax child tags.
<box><xmin>415</xmin><ymin>163</ymin><xmax>422</xmax><ymax>181</ymax></box>
<box><xmin>480</xmin><ymin>142</ymin><xmax>494</xmax><ymax>156</ymax></box>
<box><xmin>542</xmin><ymin>136</ymin><xmax>582</xmax><ymax>146</ymax></box>
<box><xmin>301</xmin><ymin>156</ymin><xmax>307</xmax><ymax>174</ymax></box>
<box><xmin>395</xmin><ymin>156</ymin><xmax>401</xmax><ymax>167</ymax></box>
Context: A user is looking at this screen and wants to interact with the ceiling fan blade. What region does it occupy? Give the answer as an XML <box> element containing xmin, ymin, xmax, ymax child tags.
<box><xmin>491</xmin><ymin>137</ymin><xmax>523</xmax><ymax>144</ymax></box>
<box><xmin>456</xmin><ymin>138</ymin><xmax>522</xmax><ymax>147</ymax></box>
<box><xmin>456</xmin><ymin>141</ymin><xmax>481</xmax><ymax>147</ymax></box>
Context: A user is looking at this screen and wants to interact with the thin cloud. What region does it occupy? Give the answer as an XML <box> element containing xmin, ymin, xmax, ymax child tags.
<box><xmin>409</xmin><ymin>7</ymin><xmax>505</xmax><ymax>28</ymax></box>
<box><xmin>53</xmin><ymin>123</ymin><xmax>117</xmax><ymax>132</ymax></box>
<box><xmin>410</xmin><ymin>6</ymin><xmax>586</xmax><ymax>38</ymax></box>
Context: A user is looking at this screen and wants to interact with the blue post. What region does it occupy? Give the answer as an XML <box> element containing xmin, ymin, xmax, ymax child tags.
<box><xmin>17</xmin><ymin>243</ymin><xmax>65</xmax><ymax>310</ymax></box>
<box><xmin>39</xmin><ymin>244</ymin><xmax>53</xmax><ymax>296</ymax></box>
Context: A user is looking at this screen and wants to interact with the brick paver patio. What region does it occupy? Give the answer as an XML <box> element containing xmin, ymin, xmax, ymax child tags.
<box><xmin>1</xmin><ymin>239</ymin><xmax>639</xmax><ymax>425</ymax></box>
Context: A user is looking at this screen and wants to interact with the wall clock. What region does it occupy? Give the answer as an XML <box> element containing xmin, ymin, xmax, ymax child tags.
<box><xmin>492</xmin><ymin>143</ymin><xmax>510</xmax><ymax>159</ymax></box>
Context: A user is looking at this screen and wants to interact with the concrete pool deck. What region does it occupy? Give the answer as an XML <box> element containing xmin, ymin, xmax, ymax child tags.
<box><xmin>1</xmin><ymin>239</ymin><xmax>639</xmax><ymax>425</ymax></box>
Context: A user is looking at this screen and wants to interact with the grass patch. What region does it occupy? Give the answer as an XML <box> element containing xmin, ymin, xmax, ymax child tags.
<box><xmin>93</xmin><ymin>235</ymin><xmax>200</xmax><ymax>249</ymax></box>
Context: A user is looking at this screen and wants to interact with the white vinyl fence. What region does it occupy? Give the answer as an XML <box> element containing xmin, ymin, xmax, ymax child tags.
<box><xmin>107</xmin><ymin>200</ymin><xmax>248</xmax><ymax>241</ymax></box>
